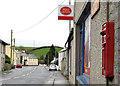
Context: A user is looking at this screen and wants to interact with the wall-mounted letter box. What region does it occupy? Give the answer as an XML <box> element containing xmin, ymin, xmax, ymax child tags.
<box><xmin>100</xmin><ymin>22</ymin><xmax>114</xmax><ymax>78</ymax></box>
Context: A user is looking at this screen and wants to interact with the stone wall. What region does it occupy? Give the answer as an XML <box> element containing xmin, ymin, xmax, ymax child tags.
<box><xmin>108</xmin><ymin>1</ymin><xmax>120</xmax><ymax>85</ymax></box>
<box><xmin>90</xmin><ymin>2</ymin><xmax>107</xmax><ymax>84</ymax></box>
<box><xmin>69</xmin><ymin>39</ymin><xmax>76</xmax><ymax>84</ymax></box>
<box><xmin>118</xmin><ymin>2</ymin><xmax>120</xmax><ymax>86</ymax></box>
<box><xmin>73</xmin><ymin>1</ymin><xmax>119</xmax><ymax>85</ymax></box>
<box><xmin>74</xmin><ymin>1</ymin><xmax>87</xmax><ymax>23</ymax></box>
<box><xmin>0</xmin><ymin>43</ymin><xmax>1</xmax><ymax>71</ymax></box>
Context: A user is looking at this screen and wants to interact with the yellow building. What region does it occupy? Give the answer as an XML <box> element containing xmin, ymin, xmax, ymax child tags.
<box><xmin>6</xmin><ymin>45</ymin><xmax>38</xmax><ymax>66</ymax></box>
<box><xmin>20</xmin><ymin>53</ymin><xmax>38</xmax><ymax>66</ymax></box>
<box><xmin>5</xmin><ymin>45</ymin><xmax>17</xmax><ymax>65</ymax></box>
<box><xmin>15</xmin><ymin>50</ymin><xmax>22</xmax><ymax>65</ymax></box>
<box><xmin>27</xmin><ymin>54</ymin><xmax>38</xmax><ymax>66</ymax></box>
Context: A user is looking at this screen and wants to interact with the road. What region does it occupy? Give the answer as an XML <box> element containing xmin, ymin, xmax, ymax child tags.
<box><xmin>1</xmin><ymin>65</ymin><xmax>69</xmax><ymax>86</ymax></box>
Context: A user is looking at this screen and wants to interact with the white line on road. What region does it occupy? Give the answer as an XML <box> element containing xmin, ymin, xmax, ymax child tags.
<box><xmin>2</xmin><ymin>78</ymin><xmax>11</xmax><ymax>81</ymax></box>
<box><xmin>29</xmin><ymin>72</ymin><xmax>32</xmax><ymax>74</ymax></box>
<box><xmin>14</xmin><ymin>77</ymin><xmax>19</xmax><ymax>79</ymax></box>
<box><xmin>22</xmin><ymin>75</ymin><xmax>25</xmax><ymax>77</ymax></box>
<box><xmin>26</xmin><ymin>73</ymin><xmax>29</xmax><ymax>75</ymax></box>
<box><xmin>2</xmin><ymin>66</ymin><xmax>38</xmax><ymax>81</ymax></box>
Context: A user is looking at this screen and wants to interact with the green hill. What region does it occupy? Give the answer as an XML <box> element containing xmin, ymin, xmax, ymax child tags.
<box><xmin>29</xmin><ymin>48</ymin><xmax>50</xmax><ymax>58</ymax></box>
<box><xmin>15</xmin><ymin>46</ymin><xmax>36</xmax><ymax>51</ymax></box>
<box><xmin>15</xmin><ymin>46</ymin><xmax>63</xmax><ymax>58</ymax></box>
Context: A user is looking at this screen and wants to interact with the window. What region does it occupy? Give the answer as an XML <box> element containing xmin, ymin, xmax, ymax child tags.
<box><xmin>76</xmin><ymin>2</ymin><xmax>91</xmax><ymax>84</ymax></box>
<box><xmin>79</xmin><ymin>15</ymin><xmax>91</xmax><ymax>75</ymax></box>
<box><xmin>84</xmin><ymin>15</ymin><xmax>91</xmax><ymax>75</ymax></box>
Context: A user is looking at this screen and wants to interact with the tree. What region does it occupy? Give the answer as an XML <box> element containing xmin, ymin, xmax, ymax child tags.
<box><xmin>48</xmin><ymin>44</ymin><xmax>55</xmax><ymax>64</ymax></box>
<box><xmin>45</xmin><ymin>44</ymin><xmax>56</xmax><ymax>65</ymax></box>
<box><xmin>40</xmin><ymin>55</ymin><xmax>44</xmax><ymax>60</ymax></box>
<box><xmin>44</xmin><ymin>44</ymin><xmax>59</xmax><ymax>65</ymax></box>
<box><xmin>45</xmin><ymin>55</ymin><xmax>48</xmax><ymax>64</ymax></box>
<box><xmin>38</xmin><ymin>55</ymin><xmax>45</xmax><ymax>64</ymax></box>
<box><xmin>19</xmin><ymin>46</ymin><xmax>24</xmax><ymax>51</ymax></box>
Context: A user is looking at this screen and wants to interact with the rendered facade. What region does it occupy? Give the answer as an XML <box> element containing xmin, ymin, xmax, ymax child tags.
<box><xmin>66</xmin><ymin>1</ymin><xmax>120</xmax><ymax>85</ymax></box>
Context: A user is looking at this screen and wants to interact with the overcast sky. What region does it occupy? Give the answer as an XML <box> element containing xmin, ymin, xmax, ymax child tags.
<box><xmin>0</xmin><ymin>0</ymin><xmax>74</xmax><ymax>47</ymax></box>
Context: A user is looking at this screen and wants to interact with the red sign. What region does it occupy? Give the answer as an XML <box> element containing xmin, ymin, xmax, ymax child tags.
<box><xmin>58</xmin><ymin>5</ymin><xmax>74</xmax><ymax>20</ymax></box>
<box><xmin>60</xmin><ymin>7</ymin><xmax>72</xmax><ymax>15</ymax></box>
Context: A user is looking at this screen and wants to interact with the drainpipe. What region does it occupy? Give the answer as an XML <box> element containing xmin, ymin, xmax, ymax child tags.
<box><xmin>106</xmin><ymin>1</ymin><xmax>109</xmax><ymax>86</ymax></box>
<box><xmin>107</xmin><ymin>0</ymin><xmax>109</xmax><ymax>22</ymax></box>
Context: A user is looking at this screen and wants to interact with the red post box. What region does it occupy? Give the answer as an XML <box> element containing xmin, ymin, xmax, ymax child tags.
<box><xmin>100</xmin><ymin>22</ymin><xmax>114</xmax><ymax>78</ymax></box>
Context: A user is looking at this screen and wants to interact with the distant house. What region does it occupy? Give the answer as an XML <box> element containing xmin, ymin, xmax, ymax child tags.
<box><xmin>27</xmin><ymin>54</ymin><xmax>38</xmax><ymax>66</ymax></box>
<box><xmin>58</xmin><ymin>48</ymin><xmax>68</xmax><ymax>76</ymax></box>
<box><xmin>20</xmin><ymin>53</ymin><xmax>28</xmax><ymax>65</ymax></box>
<box><xmin>0</xmin><ymin>39</ymin><xmax>8</xmax><ymax>71</ymax></box>
<box><xmin>15</xmin><ymin>50</ymin><xmax>22</xmax><ymax>65</ymax></box>
<box><xmin>20</xmin><ymin>53</ymin><xmax>38</xmax><ymax>66</ymax></box>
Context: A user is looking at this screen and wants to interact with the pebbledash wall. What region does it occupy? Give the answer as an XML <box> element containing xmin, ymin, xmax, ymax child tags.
<box><xmin>72</xmin><ymin>0</ymin><xmax>120</xmax><ymax>85</ymax></box>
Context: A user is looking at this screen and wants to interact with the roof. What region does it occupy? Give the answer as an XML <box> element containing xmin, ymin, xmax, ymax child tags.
<box><xmin>0</xmin><ymin>39</ymin><xmax>9</xmax><ymax>45</ymax></box>
<box><xmin>21</xmin><ymin>53</ymin><xmax>27</xmax><ymax>56</ymax></box>
<box><xmin>59</xmin><ymin>48</ymin><xmax>67</xmax><ymax>53</ymax></box>
<box><xmin>28</xmin><ymin>54</ymin><xmax>37</xmax><ymax>59</ymax></box>
<box><xmin>15</xmin><ymin>50</ymin><xmax>22</xmax><ymax>54</ymax></box>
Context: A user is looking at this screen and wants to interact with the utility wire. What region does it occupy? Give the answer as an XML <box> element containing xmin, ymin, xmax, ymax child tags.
<box><xmin>14</xmin><ymin>0</ymin><xmax>66</xmax><ymax>33</ymax></box>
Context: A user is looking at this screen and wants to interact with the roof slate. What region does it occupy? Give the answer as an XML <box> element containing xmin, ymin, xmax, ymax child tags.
<box><xmin>0</xmin><ymin>39</ymin><xmax>9</xmax><ymax>45</ymax></box>
<box><xmin>28</xmin><ymin>54</ymin><xmax>37</xmax><ymax>59</ymax></box>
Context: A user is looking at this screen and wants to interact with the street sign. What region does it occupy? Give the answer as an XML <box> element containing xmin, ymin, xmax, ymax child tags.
<box><xmin>58</xmin><ymin>5</ymin><xmax>74</xmax><ymax>20</ymax></box>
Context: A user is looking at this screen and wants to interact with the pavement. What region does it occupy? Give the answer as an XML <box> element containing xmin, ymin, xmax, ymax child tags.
<box><xmin>1</xmin><ymin>64</ymin><xmax>70</xmax><ymax>86</ymax></box>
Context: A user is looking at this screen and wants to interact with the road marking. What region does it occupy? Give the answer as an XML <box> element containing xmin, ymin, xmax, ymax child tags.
<box><xmin>14</xmin><ymin>77</ymin><xmax>19</xmax><ymax>79</ymax></box>
<box><xmin>2</xmin><ymin>78</ymin><xmax>11</xmax><ymax>81</ymax></box>
<box><xmin>2</xmin><ymin>66</ymin><xmax>38</xmax><ymax>81</ymax></box>
<box><xmin>22</xmin><ymin>75</ymin><xmax>25</xmax><ymax>77</ymax></box>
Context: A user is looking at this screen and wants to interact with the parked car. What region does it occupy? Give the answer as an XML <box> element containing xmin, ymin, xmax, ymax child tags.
<box><xmin>16</xmin><ymin>64</ymin><xmax>22</xmax><ymax>68</ymax></box>
<box><xmin>49</xmin><ymin>64</ymin><xmax>57</xmax><ymax>71</ymax></box>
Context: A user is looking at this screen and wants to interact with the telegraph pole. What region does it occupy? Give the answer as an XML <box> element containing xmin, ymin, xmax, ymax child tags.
<box><xmin>10</xmin><ymin>30</ymin><xmax>13</xmax><ymax>64</ymax></box>
<box><xmin>13</xmin><ymin>38</ymin><xmax>15</xmax><ymax>65</ymax></box>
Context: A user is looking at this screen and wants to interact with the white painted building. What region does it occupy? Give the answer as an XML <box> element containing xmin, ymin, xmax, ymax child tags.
<box><xmin>58</xmin><ymin>48</ymin><xmax>68</xmax><ymax>76</ymax></box>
